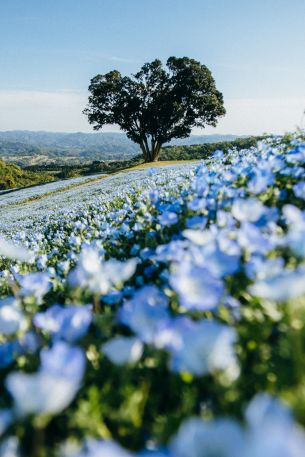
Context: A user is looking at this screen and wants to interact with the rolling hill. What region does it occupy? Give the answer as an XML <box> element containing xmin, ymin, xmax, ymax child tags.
<box><xmin>0</xmin><ymin>130</ymin><xmax>238</xmax><ymax>166</ymax></box>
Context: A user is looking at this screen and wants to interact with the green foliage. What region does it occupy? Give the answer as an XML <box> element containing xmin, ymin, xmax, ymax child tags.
<box><xmin>160</xmin><ymin>135</ymin><xmax>266</xmax><ymax>160</ymax></box>
<box><xmin>0</xmin><ymin>159</ymin><xmax>53</xmax><ymax>190</ymax></box>
<box><xmin>84</xmin><ymin>57</ymin><xmax>226</xmax><ymax>162</ymax></box>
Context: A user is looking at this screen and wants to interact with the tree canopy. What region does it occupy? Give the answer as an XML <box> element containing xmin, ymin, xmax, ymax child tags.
<box><xmin>84</xmin><ymin>57</ymin><xmax>226</xmax><ymax>162</ymax></box>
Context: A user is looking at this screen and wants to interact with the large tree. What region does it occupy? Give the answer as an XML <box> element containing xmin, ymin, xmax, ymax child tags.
<box><xmin>84</xmin><ymin>57</ymin><xmax>226</xmax><ymax>162</ymax></box>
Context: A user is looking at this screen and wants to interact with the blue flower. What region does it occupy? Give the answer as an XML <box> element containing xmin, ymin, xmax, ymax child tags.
<box><xmin>247</xmin><ymin>166</ymin><xmax>274</xmax><ymax>194</ymax></box>
<box><xmin>186</xmin><ymin>216</ymin><xmax>208</xmax><ymax>230</ymax></box>
<box><xmin>245</xmin><ymin>394</ymin><xmax>305</xmax><ymax>457</ymax></box>
<box><xmin>212</xmin><ymin>149</ymin><xmax>225</xmax><ymax>159</ymax></box>
<box><xmin>6</xmin><ymin>342</ymin><xmax>85</xmax><ymax>416</ymax></box>
<box><xmin>0</xmin><ymin>342</ymin><xmax>19</xmax><ymax>369</ymax></box>
<box><xmin>74</xmin><ymin>439</ymin><xmax>133</xmax><ymax>457</ymax></box>
<box><xmin>158</xmin><ymin>211</ymin><xmax>178</xmax><ymax>226</ymax></box>
<box><xmin>164</xmin><ymin>318</ymin><xmax>238</xmax><ymax>377</ymax></box>
<box><xmin>169</xmin><ymin>263</ymin><xmax>224</xmax><ymax>311</ymax></box>
<box><xmin>118</xmin><ymin>286</ymin><xmax>170</xmax><ymax>343</ymax></box>
<box><xmin>40</xmin><ymin>341</ymin><xmax>85</xmax><ymax>382</ymax></box>
<box><xmin>6</xmin><ymin>371</ymin><xmax>81</xmax><ymax>417</ymax></box>
<box><xmin>102</xmin><ymin>291</ymin><xmax>123</xmax><ymax>305</ymax></box>
<box><xmin>0</xmin><ymin>298</ymin><xmax>25</xmax><ymax>336</ymax></box>
<box><xmin>285</xmin><ymin>145</ymin><xmax>305</xmax><ymax>164</ymax></box>
<box><xmin>187</xmin><ymin>197</ymin><xmax>207</xmax><ymax>212</ymax></box>
<box><xmin>18</xmin><ymin>272</ymin><xmax>52</xmax><ymax>303</ymax></box>
<box><xmin>0</xmin><ymin>409</ymin><xmax>13</xmax><ymax>436</ymax></box>
<box><xmin>171</xmin><ymin>417</ymin><xmax>244</xmax><ymax>457</ymax></box>
<box><xmin>18</xmin><ymin>331</ymin><xmax>40</xmax><ymax>354</ymax></box>
<box><xmin>102</xmin><ymin>336</ymin><xmax>143</xmax><ymax>366</ymax></box>
<box><xmin>34</xmin><ymin>304</ymin><xmax>92</xmax><ymax>342</ymax></box>
<box><xmin>238</xmin><ymin>222</ymin><xmax>273</xmax><ymax>254</ymax></box>
<box><xmin>0</xmin><ymin>438</ymin><xmax>20</xmax><ymax>457</ymax></box>
<box><xmin>194</xmin><ymin>243</ymin><xmax>240</xmax><ymax>278</ymax></box>
<box><xmin>293</xmin><ymin>181</ymin><xmax>305</xmax><ymax>199</ymax></box>
<box><xmin>249</xmin><ymin>266</ymin><xmax>305</xmax><ymax>302</ymax></box>
<box><xmin>245</xmin><ymin>256</ymin><xmax>284</xmax><ymax>281</ymax></box>
<box><xmin>232</xmin><ymin>198</ymin><xmax>266</xmax><ymax>223</ymax></box>
<box><xmin>69</xmin><ymin>252</ymin><xmax>137</xmax><ymax>295</ymax></box>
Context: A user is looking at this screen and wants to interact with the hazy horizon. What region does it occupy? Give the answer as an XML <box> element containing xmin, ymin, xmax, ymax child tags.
<box><xmin>0</xmin><ymin>128</ymin><xmax>241</xmax><ymax>136</ymax></box>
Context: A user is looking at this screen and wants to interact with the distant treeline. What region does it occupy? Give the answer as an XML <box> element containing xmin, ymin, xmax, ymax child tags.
<box><xmin>24</xmin><ymin>135</ymin><xmax>264</xmax><ymax>179</ymax></box>
<box><xmin>160</xmin><ymin>135</ymin><xmax>265</xmax><ymax>160</ymax></box>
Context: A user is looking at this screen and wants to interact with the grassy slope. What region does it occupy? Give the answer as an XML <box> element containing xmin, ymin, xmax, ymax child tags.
<box><xmin>0</xmin><ymin>159</ymin><xmax>53</xmax><ymax>190</ymax></box>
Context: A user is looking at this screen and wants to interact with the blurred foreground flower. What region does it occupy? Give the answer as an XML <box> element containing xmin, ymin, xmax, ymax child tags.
<box><xmin>6</xmin><ymin>342</ymin><xmax>85</xmax><ymax>416</ymax></box>
<box><xmin>0</xmin><ymin>236</ymin><xmax>33</xmax><ymax>262</ymax></box>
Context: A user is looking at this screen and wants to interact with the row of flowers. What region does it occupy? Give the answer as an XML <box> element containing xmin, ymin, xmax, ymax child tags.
<box><xmin>0</xmin><ymin>131</ymin><xmax>305</xmax><ymax>456</ymax></box>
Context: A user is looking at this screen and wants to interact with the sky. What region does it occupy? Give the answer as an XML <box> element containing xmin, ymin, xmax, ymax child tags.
<box><xmin>0</xmin><ymin>0</ymin><xmax>304</xmax><ymax>135</ymax></box>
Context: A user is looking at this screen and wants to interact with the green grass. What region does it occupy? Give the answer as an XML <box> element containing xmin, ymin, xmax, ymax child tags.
<box><xmin>0</xmin><ymin>159</ymin><xmax>53</xmax><ymax>190</ymax></box>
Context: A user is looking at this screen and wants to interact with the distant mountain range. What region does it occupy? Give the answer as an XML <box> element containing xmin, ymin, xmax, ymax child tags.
<box><xmin>0</xmin><ymin>130</ymin><xmax>239</xmax><ymax>166</ymax></box>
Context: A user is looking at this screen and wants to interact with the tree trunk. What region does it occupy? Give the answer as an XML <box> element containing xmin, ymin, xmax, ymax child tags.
<box><xmin>140</xmin><ymin>142</ymin><xmax>148</xmax><ymax>162</ymax></box>
<box><xmin>151</xmin><ymin>143</ymin><xmax>161</xmax><ymax>162</ymax></box>
<box><xmin>139</xmin><ymin>138</ymin><xmax>162</xmax><ymax>163</ymax></box>
<box><xmin>143</xmin><ymin>137</ymin><xmax>152</xmax><ymax>162</ymax></box>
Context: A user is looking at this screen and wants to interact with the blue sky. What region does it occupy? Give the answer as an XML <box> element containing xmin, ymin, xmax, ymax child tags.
<box><xmin>0</xmin><ymin>0</ymin><xmax>304</xmax><ymax>134</ymax></box>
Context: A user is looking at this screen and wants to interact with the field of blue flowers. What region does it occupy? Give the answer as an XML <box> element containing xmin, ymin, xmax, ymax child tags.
<box><xmin>0</xmin><ymin>131</ymin><xmax>305</xmax><ymax>456</ymax></box>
